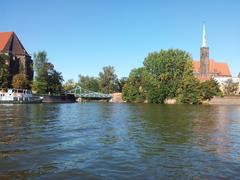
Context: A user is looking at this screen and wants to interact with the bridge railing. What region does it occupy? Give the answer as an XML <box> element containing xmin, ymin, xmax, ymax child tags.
<box><xmin>67</xmin><ymin>86</ymin><xmax>112</xmax><ymax>99</ymax></box>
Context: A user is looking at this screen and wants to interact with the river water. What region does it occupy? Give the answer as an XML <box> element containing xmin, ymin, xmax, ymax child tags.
<box><xmin>0</xmin><ymin>103</ymin><xmax>240</xmax><ymax>179</ymax></box>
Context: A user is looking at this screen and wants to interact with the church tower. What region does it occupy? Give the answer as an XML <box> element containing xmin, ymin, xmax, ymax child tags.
<box><xmin>200</xmin><ymin>24</ymin><xmax>209</xmax><ymax>76</ymax></box>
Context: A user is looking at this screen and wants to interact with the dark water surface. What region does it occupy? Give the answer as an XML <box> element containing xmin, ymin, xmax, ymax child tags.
<box><xmin>0</xmin><ymin>103</ymin><xmax>240</xmax><ymax>179</ymax></box>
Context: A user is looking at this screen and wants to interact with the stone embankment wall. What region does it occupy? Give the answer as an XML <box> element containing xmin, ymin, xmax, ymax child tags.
<box><xmin>164</xmin><ymin>99</ymin><xmax>177</xmax><ymax>104</ymax></box>
<box><xmin>110</xmin><ymin>93</ymin><xmax>125</xmax><ymax>103</ymax></box>
<box><xmin>109</xmin><ymin>94</ymin><xmax>240</xmax><ymax>105</ymax></box>
<box><xmin>209</xmin><ymin>96</ymin><xmax>240</xmax><ymax>105</ymax></box>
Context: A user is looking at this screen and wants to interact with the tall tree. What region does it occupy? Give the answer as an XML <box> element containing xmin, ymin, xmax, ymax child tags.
<box><xmin>140</xmin><ymin>49</ymin><xmax>194</xmax><ymax>103</ymax></box>
<box><xmin>117</xmin><ymin>77</ymin><xmax>128</xmax><ymax>92</ymax></box>
<box><xmin>47</xmin><ymin>64</ymin><xmax>63</xmax><ymax>94</ymax></box>
<box><xmin>122</xmin><ymin>68</ymin><xmax>149</xmax><ymax>102</ymax></box>
<box><xmin>32</xmin><ymin>51</ymin><xmax>63</xmax><ymax>94</ymax></box>
<box><xmin>123</xmin><ymin>49</ymin><xmax>220</xmax><ymax>104</ymax></box>
<box><xmin>78</xmin><ymin>75</ymin><xmax>100</xmax><ymax>92</ymax></box>
<box><xmin>99</xmin><ymin>66</ymin><xmax>118</xmax><ymax>93</ymax></box>
<box><xmin>176</xmin><ymin>61</ymin><xmax>202</xmax><ymax>104</ymax></box>
<box><xmin>34</xmin><ymin>51</ymin><xmax>48</xmax><ymax>76</ymax></box>
<box><xmin>63</xmin><ymin>79</ymin><xmax>76</xmax><ymax>91</ymax></box>
<box><xmin>0</xmin><ymin>54</ymin><xmax>10</xmax><ymax>88</ymax></box>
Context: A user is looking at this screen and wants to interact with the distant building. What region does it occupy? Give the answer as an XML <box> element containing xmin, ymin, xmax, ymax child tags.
<box><xmin>0</xmin><ymin>32</ymin><xmax>33</xmax><ymax>83</ymax></box>
<box><xmin>193</xmin><ymin>25</ymin><xmax>239</xmax><ymax>94</ymax></box>
<box><xmin>193</xmin><ymin>25</ymin><xmax>231</xmax><ymax>81</ymax></box>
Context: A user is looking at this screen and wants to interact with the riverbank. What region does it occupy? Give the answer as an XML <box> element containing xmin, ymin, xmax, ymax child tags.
<box><xmin>110</xmin><ymin>93</ymin><xmax>125</xmax><ymax>103</ymax></box>
<box><xmin>208</xmin><ymin>96</ymin><xmax>240</xmax><ymax>105</ymax></box>
<box><xmin>42</xmin><ymin>94</ymin><xmax>76</xmax><ymax>103</ymax></box>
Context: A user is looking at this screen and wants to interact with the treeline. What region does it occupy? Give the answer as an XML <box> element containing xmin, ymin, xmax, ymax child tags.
<box><xmin>33</xmin><ymin>51</ymin><xmax>127</xmax><ymax>94</ymax></box>
<box><xmin>1</xmin><ymin>49</ymin><xmax>224</xmax><ymax>103</ymax></box>
<box><xmin>63</xmin><ymin>66</ymin><xmax>127</xmax><ymax>94</ymax></box>
<box><xmin>122</xmin><ymin>49</ymin><xmax>221</xmax><ymax>104</ymax></box>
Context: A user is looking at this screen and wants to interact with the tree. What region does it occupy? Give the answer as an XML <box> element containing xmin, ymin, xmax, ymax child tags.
<box><xmin>63</xmin><ymin>79</ymin><xmax>76</xmax><ymax>91</ymax></box>
<box><xmin>32</xmin><ymin>51</ymin><xmax>63</xmax><ymax>94</ymax></box>
<box><xmin>200</xmin><ymin>79</ymin><xmax>221</xmax><ymax>100</ymax></box>
<box><xmin>0</xmin><ymin>54</ymin><xmax>10</xmax><ymax>87</ymax></box>
<box><xmin>123</xmin><ymin>49</ymin><xmax>220</xmax><ymax>104</ymax></box>
<box><xmin>122</xmin><ymin>68</ymin><xmax>149</xmax><ymax>102</ymax></box>
<box><xmin>78</xmin><ymin>75</ymin><xmax>100</xmax><ymax>92</ymax></box>
<box><xmin>117</xmin><ymin>77</ymin><xmax>128</xmax><ymax>92</ymax></box>
<box><xmin>99</xmin><ymin>66</ymin><xmax>118</xmax><ymax>93</ymax></box>
<box><xmin>34</xmin><ymin>51</ymin><xmax>48</xmax><ymax>75</ymax></box>
<box><xmin>176</xmin><ymin>61</ymin><xmax>202</xmax><ymax>104</ymax></box>
<box><xmin>143</xmin><ymin>49</ymin><xmax>194</xmax><ymax>103</ymax></box>
<box><xmin>47</xmin><ymin>65</ymin><xmax>63</xmax><ymax>94</ymax></box>
<box><xmin>12</xmin><ymin>73</ymin><xmax>30</xmax><ymax>89</ymax></box>
<box><xmin>223</xmin><ymin>79</ymin><xmax>239</xmax><ymax>95</ymax></box>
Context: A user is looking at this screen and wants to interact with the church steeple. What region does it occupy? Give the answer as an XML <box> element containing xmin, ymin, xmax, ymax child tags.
<box><xmin>202</xmin><ymin>24</ymin><xmax>207</xmax><ymax>47</ymax></box>
<box><xmin>200</xmin><ymin>24</ymin><xmax>209</xmax><ymax>76</ymax></box>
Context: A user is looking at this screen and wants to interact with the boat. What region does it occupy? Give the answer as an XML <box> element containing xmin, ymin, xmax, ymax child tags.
<box><xmin>0</xmin><ymin>88</ymin><xmax>43</xmax><ymax>104</ymax></box>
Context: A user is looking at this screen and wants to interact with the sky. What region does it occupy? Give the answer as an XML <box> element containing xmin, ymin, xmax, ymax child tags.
<box><xmin>2</xmin><ymin>0</ymin><xmax>240</xmax><ymax>81</ymax></box>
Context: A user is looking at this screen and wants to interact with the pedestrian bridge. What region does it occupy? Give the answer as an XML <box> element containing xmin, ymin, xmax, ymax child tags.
<box><xmin>67</xmin><ymin>86</ymin><xmax>112</xmax><ymax>100</ymax></box>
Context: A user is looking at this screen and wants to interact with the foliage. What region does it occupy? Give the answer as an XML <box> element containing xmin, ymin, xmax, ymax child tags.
<box><xmin>176</xmin><ymin>61</ymin><xmax>202</xmax><ymax>104</ymax></box>
<box><xmin>123</xmin><ymin>49</ymin><xmax>221</xmax><ymax>104</ymax></box>
<box><xmin>47</xmin><ymin>66</ymin><xmax>63</xmax><ymax>94</ymax></box>
<box><xmin>117</xmin><ymin>77</ymin><xmax>128</xmax><ymax>92</ymax></box>
<box><xmin>200</xmin><ymin>79</ymin><xmax>221</xmax><ymax>100</ymax></box>
<box><xmin>123</xmin><ymin>49</ymin><xmax>194</xmax><ymax>103</ymax></box>
<box><xmin>63</xmin><ymin>79</ymin><xmax>76</xmax><ymax>91</ymax></box>
<box><xmin>0</xmin><ymin>54</ymin><xmax>10</xmax><ymax>87</ymax></box>
<box><xmin>122</xmin><ymin>68</ymin><xmax>149</xmax><ymax>102</ymax></box>
<box><xmin>144</xmin><ymin>49</ymin><xmax>192</xmax><ymax>100</ymax></box>
<box><xmin>32</xmin><ymin>51</ymin><xmax>63</xmax><ymax>94</ymax></box>
<box><xmin>143</xmin><ymin>49</ymin><xmax>193</xmax><ymax>99</ymax></box>
<box><xmin>99</xmin><ymin>66</ymin><xmax>118</xmax><ymax>93</ymax></box>
<box><xmin>78</xmin><ymin>75</ymin><xmax>100</xmax><ymax>92</ymax></box>
<box><xmin>223</xmin><ymin>79</ymin><xmax>239</xmax><ymax>95</ymax></box>
<box><xmin>34</xmin><ymin>51</ymin><xmax>48</xmax><ymax>75</ymax></box>
<box><xmin>12</xmin><ymin>73</ymin><xmax>30</xmax><ymax>89</ymax></box>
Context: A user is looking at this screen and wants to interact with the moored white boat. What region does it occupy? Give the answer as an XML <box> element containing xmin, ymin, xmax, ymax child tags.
<box><xmin>0</xmin><ymin>89</ymin><xmax>43</xmax><ymax>104</ymax></box>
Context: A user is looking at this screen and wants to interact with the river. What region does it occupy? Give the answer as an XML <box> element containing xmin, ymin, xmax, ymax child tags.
<box><xmin>0</xmin><ymin>103</ymin><xmax>240</xmax><ymax>179</ymax></box>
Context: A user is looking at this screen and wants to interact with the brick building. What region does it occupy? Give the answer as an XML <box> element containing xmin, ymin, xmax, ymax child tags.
<box><xmin>0</xmin><ymin>32</ymin><xmax>33</xmax><ymax>85</ymax></box>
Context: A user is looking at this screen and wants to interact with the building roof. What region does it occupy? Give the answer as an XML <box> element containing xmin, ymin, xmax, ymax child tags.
<box><xmin>0</xmin><ymin>32</ymin><xmax>29</xmax><ymax>56</ymax></box>
<box><xmin>0</xmin><ymin>32</ymin><xmax>13</xmax><ymax>51</ymax></box>
<box><xmin>193</xmin><ymin>59</ymin><xmax>231</xmax><ymax>77</ymax></box>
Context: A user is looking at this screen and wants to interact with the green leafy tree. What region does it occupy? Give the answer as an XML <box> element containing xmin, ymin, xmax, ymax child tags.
<box><xmin>47</xmin><ymin>65</ymin><xmax>63</xmax><ymax>94</ymax></box>
<box><xmin>143</xmin><ymin>49</ymin><xmax>193</xmax><ymax>99</ymax></box>
<box><xmin>34</xmin><ymin>51</ymin><xmax>48</xmax><ymax>75</ymax></box>
<box><xmin>78</xmin><ymin>75</ymin><xmax>100</xmax><ymax>92</ymax></box>
<box><xmin>0</xmin><ymin>54</ymin><xmax>10</xmax><ymax>87</ymax></box>
<box><xmin>12</xmin><ymin>73</ymin><xmax>30</xmax><ymax>89</ymax></box>
<box><xmin>123</xmin><ymin>49</ymin><xmax>219</xmax><ymax>104</ymax></box>
<box><xmin>122</xmin><ymin>68</ymin><xmax>149</xmax><ymax>102</ymax></box>
<box><xmin>176</xmin><ymin>61</ymin><xmax>202</xmax><ymax>104</ymax></box>
<box><xmin>32</xmin><ymin>51</ymin><xmax>63</xmax><ymax>94</ymax></box>
<box><xmin>117</xmin><ymin>77</ymin><xmax>128</xmax><ymax>92</ymax></box>
<box><xmin>200</xmin><ymin>79</ymin><xmax>221</xmax><ymax>100</ymax></box>
<box><xmin>99</xmin><ymin>66</ymin><xmax>118</xmax><ymax>93</ymax></box>
<box><xmin>63</xmin><ymin>79</ymin><xmax>76</xmax><ymax>91</ymax></box>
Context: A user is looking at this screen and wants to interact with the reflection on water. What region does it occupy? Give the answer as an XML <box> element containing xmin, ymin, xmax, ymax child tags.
<box><xmin>0</xmin><ymin>103</ymin><xmax>240</xmax><ymax>179</ymax></box>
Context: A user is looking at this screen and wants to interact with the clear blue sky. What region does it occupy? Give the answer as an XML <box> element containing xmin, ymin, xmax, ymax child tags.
<box><xmin>2</xmin><ymin>0</ymin><xmax>240</xmax><ymax>81</ymax></box>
